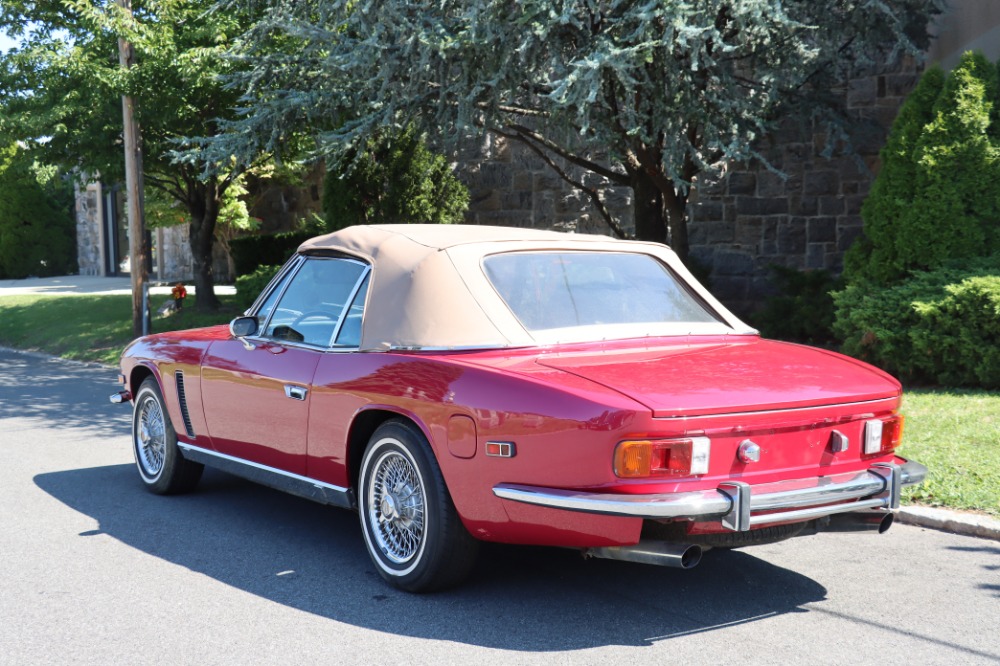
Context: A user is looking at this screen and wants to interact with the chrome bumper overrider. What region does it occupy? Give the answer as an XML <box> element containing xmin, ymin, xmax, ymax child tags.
<box><xmin>493</xmin><ymin>460</ymin><xmax>927</xmax><ymax>532</ymax></box>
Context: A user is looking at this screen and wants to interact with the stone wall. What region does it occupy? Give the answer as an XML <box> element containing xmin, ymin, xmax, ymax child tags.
<box><xmin>246</xmin><ymin>163</ymin><xmax>325</xmax><ymax>234</ymax></box>
<box><xmin>456</xmin><ymin>61</ymin><xmax>918</xmax><ymax>317</ymax></box>
<box><xmin>75</xmin><ymin>182</ymin><xmax>103</xmax><ymax>276</ymax></box>
<box><xmin>458</xmin><ymin>133</ymin><xmax>633</xmax><ymax>236</ymax></box>
<box><xmin>686</xmin><ymin>61</ymin><xmax>918</xmax><ymax>314</ymax></box>
<box><xmin>155</xmin><ymin>224</ymin><xmax>192</xmax><ymax>282</ymax></box>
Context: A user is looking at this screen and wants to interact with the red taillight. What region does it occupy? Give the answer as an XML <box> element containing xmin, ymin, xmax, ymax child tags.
<box><xmin>863</xmin><ymin>415</ymin><xmax>905</xmax><ymax>457</ymax></box>
<box><xmin>614</xmin><ymin>437</ymin><xmax>711</xmax><ymax>478</ymax></box>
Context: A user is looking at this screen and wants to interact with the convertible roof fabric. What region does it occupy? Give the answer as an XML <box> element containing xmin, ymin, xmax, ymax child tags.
<box><xmin>298</xmin><ymin>225</ymin><xmax>753</xmax><ymax>351</ymax></box>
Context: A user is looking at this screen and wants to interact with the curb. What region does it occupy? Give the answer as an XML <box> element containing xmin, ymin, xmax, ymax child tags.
<box><xmin>897</xmin><ymin>506</ymin><xmax>1000</xmax><ymax>541</ymax></box>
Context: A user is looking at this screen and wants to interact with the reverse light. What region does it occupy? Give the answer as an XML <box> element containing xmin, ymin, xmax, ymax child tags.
<box><xmin>614</xmin><ymin>437</ymin><xmax>711</xmax><ymax>478</ymax></box>
<box><xmin>864</xmin><ymin>416</ymin><xmax>905</xmax><ymax>456</ymax></box>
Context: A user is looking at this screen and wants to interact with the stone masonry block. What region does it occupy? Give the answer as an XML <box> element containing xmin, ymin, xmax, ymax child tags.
<box><xmin>728</xmin><ymin>172</ymin><xmax>756</xmax><ymax>195</ymax></box>
<box><xmin>803</xmin><ymin>171</ymin><xmax>839</xmax><ymax>196</ymax></box>
<box><xmin>807</xmin><ymin>216</ymin><xmax>837</xmax><ymax>243</ymax></box>
<box><xmin>735</xmin><ymin>196</ymin><xmax>788</xmax><ymax>216</ymax></box>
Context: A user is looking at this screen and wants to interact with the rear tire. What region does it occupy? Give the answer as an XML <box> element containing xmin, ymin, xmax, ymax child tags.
<box><xmin>358</xmin><ymin>420</ymin><xmax>479</xmax><ymax>592</ymax></box>
<box><xmin>132</xmin><ymin>377</ymin><xmax>203</xmax><ymax>495</ymax></box>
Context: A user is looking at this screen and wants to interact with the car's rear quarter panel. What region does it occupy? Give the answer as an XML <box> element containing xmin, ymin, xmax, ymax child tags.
<box><xmin>306</xmin><ymin>351</ymin><xmax>650</xmax><ymax>546</ymax></box>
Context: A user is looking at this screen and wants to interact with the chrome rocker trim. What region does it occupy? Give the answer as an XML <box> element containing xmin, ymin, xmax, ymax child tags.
<box><xmin>177</xmin><ymin>442</ymin><xmax>356</xmax><ymax>510</ymax></box>
<box><xmin>493</xmin><ymin>460</ymin><xmax>927</xmax><ymax>533</ymax></box>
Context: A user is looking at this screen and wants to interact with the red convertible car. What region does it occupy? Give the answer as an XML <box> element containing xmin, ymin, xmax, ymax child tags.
<box><xmin>111</xmin><ymin>224</ymin><xmax>926</xmax><ymax>592</ymax></box>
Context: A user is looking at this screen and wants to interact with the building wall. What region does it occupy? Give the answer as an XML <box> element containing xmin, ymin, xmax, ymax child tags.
<box><xmin>684</xmin><ymin>61</ymin><xmax>920</xmax><ymax>314</ymax></box>
<box><xmin>75</xmin><ymin>182</ymin><xmax>104</xmax><ymax>276</ymax></box>
<box><xmin>456</xmin><ymin>60</ymin><xmax>918</xmax><ymax>316</ymax></box>
<box><xmin>458</xmin><ymin>133</ymin><xmax>633</xmax><ymax>236</ymax></box>
<box><xmin>928</xmin><ymin>0</ymin><xmax>1000</xmax><ymax>68</ymax></box>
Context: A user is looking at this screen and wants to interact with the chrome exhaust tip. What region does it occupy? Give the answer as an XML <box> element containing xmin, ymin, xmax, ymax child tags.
<box><xmin>820</xmin><ymin>511</ymin><xmax>894</xmax><ymax>534</ymax></box>
<box><xmin>585</xmin><ymin>541</ymin><xmax>703</xmax><ymax>569</ymax></box>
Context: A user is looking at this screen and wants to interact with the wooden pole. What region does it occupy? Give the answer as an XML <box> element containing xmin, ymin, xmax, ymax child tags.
<box><xmin>117</xmin><ymin>0</ymin><xmax>149</xmax><ymax>338</ymax></box>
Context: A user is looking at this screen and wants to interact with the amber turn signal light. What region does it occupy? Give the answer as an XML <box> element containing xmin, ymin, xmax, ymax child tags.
<box><xmin>614</xmin><ymin>437</ymin><xmax>711</xmax><ymax>478</ymax></box>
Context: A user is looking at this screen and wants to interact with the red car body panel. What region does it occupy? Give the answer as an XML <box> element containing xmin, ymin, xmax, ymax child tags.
<box><xmin>120</xmin><ymin>327</ymin><xmax>906</xmax><ymax>549</ymax></box>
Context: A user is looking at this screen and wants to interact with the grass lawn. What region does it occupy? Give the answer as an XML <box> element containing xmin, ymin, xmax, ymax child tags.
<box><xmin>1</xmin><ymin>292</ymin><xmax>997</xmax><ymax>517</ymax></box>
<box><xmin>0</xmin><ymin>293</ymin><xmax>241</xmax><ymax>366</ymax></box>
<box><xmin>899</xmin><ymin>389</ymin><xmax>1000</xmax><ymax>517</ymax></box>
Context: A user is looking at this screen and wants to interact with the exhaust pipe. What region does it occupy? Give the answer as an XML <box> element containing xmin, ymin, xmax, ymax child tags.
<box><xmin>585</xmin><ymin>541</ymin><xmax>703</xmax><ymax>569</ymax></box>
<box><xmin>819</xmin><ymin>511</ymin><xmax>894</xmax><ymax>534</ymax></box>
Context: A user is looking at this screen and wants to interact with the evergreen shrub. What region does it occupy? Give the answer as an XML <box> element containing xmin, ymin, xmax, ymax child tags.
<box><xmin>322</xmin><ymin>126</ymin><xmax>468</xmax><ymax>231</ymax></box>
<box><xmin>229</xmin><ymin>230</ymin><xmax>310</xmax><ymax>277</ymax></box>
<box><xmin>845</xmin><ymin>53</ymin><xmax>1000</xmax><ymax>284</ymax></box>
<box><xmin>833</xmin><ymin>256</ymin><xmax>1000</xmax><ymax>387</ymax></box>
<box><xmin>0</xmin><ymin>145</ymin><xmax>76</xmax><ymax>279</ymax></box>
<box><xmin>753</xmin><ymin>266</ymin><xmax>842</xmax><ymax>345</ymax></box>
<box><xmin>234</xmin><ymin>264</ymin><xmax>282</xmax><ymax>310</ymax></box>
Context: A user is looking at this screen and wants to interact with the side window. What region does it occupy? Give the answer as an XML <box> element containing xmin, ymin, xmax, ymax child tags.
<box><xmin>334</xmin><ymin>273</ymin><xmax>369</xmax><ymax>347</ymax></box>
<box><xmin>262</xmin><ymin>257</ymin><xmax>368</xmax><ymax>347</ymax></box>
<box><xmin>253</xmin><ymin>263</ymin><xmax>297</xmax><ymax>329</ymax></box>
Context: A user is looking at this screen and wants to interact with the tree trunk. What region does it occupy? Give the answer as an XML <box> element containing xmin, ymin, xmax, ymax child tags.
<box><xmin>663</xmin><ymin>187</ymin><xmax>690</xmax><ymax>262</ymax></box>
<box><xmin>632</xmin><ymin>174</ymin><xmax>667</xmax><ymax>244</ymax></box>
<box><xmin>187</xmin><ymin>182</ymin><xmax>221</xmax><ymax>311</ymax></box>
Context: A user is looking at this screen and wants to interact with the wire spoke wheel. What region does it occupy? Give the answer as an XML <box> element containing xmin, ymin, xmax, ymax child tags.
<box><xmin>136</xmin><ymin>394</ymin><xmax>167</xmax><ymax>477</ymax></box>
<box><xmin>358</xmin><ymin>420</ymin><xmax>479</xmax><ymax>592</ymax></box>
<box><xmin>368</xmin><ymin>450</ymin><xmax>426</xmax><ymax>564</ymax></box>
<box><xmin>130</xmin><ymin>378</ymin><xmax>203</xmax><ymax>495</ymax></box>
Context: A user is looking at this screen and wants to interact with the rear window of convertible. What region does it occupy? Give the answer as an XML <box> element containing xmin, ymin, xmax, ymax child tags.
<box><xmin>482</xmin><ymin>251</ymin><xmax>720</xmax><ymax>332</ymax></box>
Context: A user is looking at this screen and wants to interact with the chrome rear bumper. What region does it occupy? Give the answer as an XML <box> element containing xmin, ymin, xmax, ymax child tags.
<box><xmin>493</xmin><ymin>460</ymin><xmax>927</xmax><ymax>533</ymax></box>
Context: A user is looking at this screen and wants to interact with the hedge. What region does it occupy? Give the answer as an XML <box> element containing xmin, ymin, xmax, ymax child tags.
<box><xmin>833</xmin><ymin>256</ymin><xmax>1000</xmax><ymax>387</ymax></box>
<box><xmin>234</xmin><ymin>264</ymin><xmax>283</xmax><ymax>310</ymax></box>
<box><xmin>228</xmin><ymin>230</ymin><xmax>311</xmax><ymax>277</ymax></box>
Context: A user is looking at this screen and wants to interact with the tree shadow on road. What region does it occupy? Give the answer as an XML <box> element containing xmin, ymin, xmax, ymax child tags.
<box><xmin>35</xmin><ymin>463</ymin><xmax>827</xmax><ymax>652</ymax></box>
<box><xmin>0</xmin><ymin>350</ymin><xmax>127</xmax><ymax>438</ymax></box>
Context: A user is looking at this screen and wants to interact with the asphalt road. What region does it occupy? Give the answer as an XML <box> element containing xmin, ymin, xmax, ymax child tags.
<box><xmin>1</xmin><ymin>348</ymin><xmax>997</xmax><ymax>665</ymax></box>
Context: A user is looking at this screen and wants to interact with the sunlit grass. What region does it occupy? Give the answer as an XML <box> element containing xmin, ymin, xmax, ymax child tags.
<box><xmin>899</xmin><ymin>389</ymin><xmax>1000</xmax><ymax>517</ymax></box>
<box><xmin>0</xmin><ymin>293</ymin><xmax>240</xmax><ymax>365</ymax></box>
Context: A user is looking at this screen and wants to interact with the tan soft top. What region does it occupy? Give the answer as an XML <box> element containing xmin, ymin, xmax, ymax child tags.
<box><xmin>298</xmin><ymin>225</ymin><xmax>754</xmax><ymax>351</ymax></box>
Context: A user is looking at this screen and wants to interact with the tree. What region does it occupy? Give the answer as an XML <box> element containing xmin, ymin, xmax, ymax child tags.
<box><xmin>322</xmin><ymin>126</ymin><xmax>469</xmax><ymax>232</ymax></box>
<box><xmin>208</xmin><ymin>0</ymin><xmax>939</xmax><ymax>260</ymax></box>
<box><xmin>0</xmin><ymin>0</ymin><xmax>264</xmax><ymax>309</ymax></box>
<box><xmin>0</xmin><ymin>144</ymin><xmax>76</xmax><ymax>279</ymax></box>
<box><xmin>846</xmin><ymin>52</ymin><xmax>1000</xmax><ymax>285</ymax></box>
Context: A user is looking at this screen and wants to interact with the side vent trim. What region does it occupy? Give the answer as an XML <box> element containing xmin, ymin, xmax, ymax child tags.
<box><xmin>175</xmin><ymin>370</ymin><xmax>196</xmax><ymax>439</ymax></box>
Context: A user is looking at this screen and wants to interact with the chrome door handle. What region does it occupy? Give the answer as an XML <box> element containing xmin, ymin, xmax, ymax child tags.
<box><xmin>284</xmin><ymin>385</ymin><xmax>308</xmax><ymax>401</ymax></box>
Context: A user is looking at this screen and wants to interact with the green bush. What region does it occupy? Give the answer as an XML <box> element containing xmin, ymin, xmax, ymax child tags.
<box><xmin>234</xmin><ymin>264</ymin><xmax>282</xmax><ymax>310</ymax></box>
<box><xmin>753</xmin><ymin>266</ymin><xmax>842</xmax><ymax>345</ymax></box>
<box><xmin>846</xmin><ymin>53</ymin><xmax>1000</xmax><ymax>285</ymax></box>
<box><xmin>228</xmin><ymin>230</ymin><xmax>311</xmax><ymax>277</ymax></box>
<box><xmin>833</xmin><ymin>255</ymin><xmax>1000</xmax><ymax>387</ymax></box>
<box><xmin>322</xmin><ymin>125</ymin><xmax>468</xmax><ymax>231</ymax></box>
<box><xmin>0</xmin><ymin>144</ymin><xmax>76</xmax><ymax>279</ymax></box>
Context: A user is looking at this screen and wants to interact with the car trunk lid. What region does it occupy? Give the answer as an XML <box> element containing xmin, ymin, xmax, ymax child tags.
<box><xmin>534</xmin><ymin>337</ymin><xmax>900</xmax><ymax>418</ymax></box>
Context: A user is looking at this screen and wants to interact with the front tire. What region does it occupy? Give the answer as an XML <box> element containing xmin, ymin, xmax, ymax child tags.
<box><xmin>132</xmin><ymin>377</ymin><xmax>203</xmax><ymax>495</ymax></box>
<box><xmin>358</xmin><ymin>420</ymin><xmax>479</xmax><ymax>592</ymax></box>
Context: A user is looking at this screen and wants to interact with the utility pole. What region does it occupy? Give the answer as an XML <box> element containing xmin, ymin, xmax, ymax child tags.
<box><xmin>117</xmin><ymin>0</ymin><xmax>150</xmax><ymax>338</ymax></box>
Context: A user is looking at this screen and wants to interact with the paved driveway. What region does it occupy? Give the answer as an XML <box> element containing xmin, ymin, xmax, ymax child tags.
<box><xmin>0</xmin><ymin>348</ymin><xmax>997</xmax><ymax>665</ymax></box>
